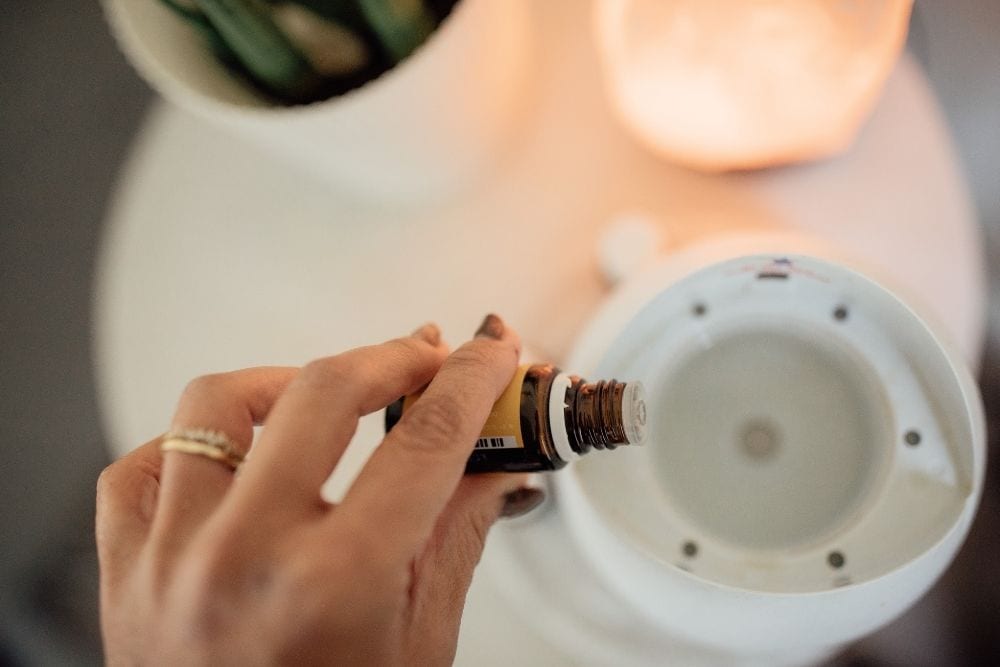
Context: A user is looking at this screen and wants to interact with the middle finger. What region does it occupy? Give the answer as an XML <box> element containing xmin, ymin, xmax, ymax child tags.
<box><xmin>231</xmin><ymin>325</ymin><xmax>448</xmax><ymax>514</ymax></box>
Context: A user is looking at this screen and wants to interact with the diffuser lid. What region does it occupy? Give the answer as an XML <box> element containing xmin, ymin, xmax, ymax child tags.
<box><xmin>565</xmin><ymin>252</ymin><xmax>982</xmax><ymax>594</ymax></box>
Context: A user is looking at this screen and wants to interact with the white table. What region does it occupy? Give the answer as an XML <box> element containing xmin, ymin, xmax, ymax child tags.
<box><xmin>96</xmin><ymin>2</ymin><xmax>984</xmax><ymax>661</ymax></box>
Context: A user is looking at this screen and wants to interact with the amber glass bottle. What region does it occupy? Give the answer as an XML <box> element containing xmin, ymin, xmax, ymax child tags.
<box><xmin>385</xmin><ymin>364</ymin><xmax>646</xmax><ymax>473</ymax></box>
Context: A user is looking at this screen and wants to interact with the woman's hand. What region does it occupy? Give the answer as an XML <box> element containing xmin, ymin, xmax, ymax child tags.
<box><xmin>96</xmin><ymin>315</ymin><xmax>544</xmax><ymax>665</ymax></box>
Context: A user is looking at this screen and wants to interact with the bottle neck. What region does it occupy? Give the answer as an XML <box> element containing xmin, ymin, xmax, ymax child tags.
<box><xmin>563</xmin><ymin>377</ymin><xmax>637</xmax><ymax>454</ymax></box>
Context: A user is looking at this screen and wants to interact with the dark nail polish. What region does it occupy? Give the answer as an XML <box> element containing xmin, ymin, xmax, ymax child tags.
<box><xmin>501</xmin><ymin>487</ymin><xmax>546</xmax><ymax>519</ymax></box>
<box><xmin>412</xmin><ymin>322</ymin><xmax>441</xmax><ymax>346</ymax></box>
<box><xmin>475</xmin><ymin>313</ymin><xmax>505</xmax><ymax>340</ymax></box>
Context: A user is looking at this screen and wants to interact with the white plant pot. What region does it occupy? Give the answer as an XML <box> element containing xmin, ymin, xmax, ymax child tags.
<box><xmin>103</xmin><ymin>0</ymin><xmax>533</xmax><ymax>202</ymax></box>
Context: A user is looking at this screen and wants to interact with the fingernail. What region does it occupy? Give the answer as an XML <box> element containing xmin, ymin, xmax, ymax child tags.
<box><xmin>475</xmin><ymin>313</ymin><xmax>505</xmax><ymax>340</ymax></box>
<box><xmin>501</xmin><ymin>487</ymin><xmax>546</xmax><ymax>519</ymax></box>
<box><xmin>411</xmin><ymin>322</ymin><xmax>441</xmax><ymax>346</ymax></box>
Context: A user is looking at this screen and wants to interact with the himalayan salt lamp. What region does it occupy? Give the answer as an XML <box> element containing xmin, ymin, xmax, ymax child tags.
<box><xmin>595</xmin><ymin>0</ymin><xmax>913</xmax><ymax>171</ymax></box>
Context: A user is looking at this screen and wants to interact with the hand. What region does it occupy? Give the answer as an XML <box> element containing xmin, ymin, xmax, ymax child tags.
<box><xmin>96</xmin><ymin>315</ymin><xmax>545</xmax><ymax>665</ymax></box>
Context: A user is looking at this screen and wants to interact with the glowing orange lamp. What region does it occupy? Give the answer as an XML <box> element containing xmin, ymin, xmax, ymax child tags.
<box><xmin>595</xmin><ymin>0</ymin><xmax>913</xmax><ymax>171</ymax></box>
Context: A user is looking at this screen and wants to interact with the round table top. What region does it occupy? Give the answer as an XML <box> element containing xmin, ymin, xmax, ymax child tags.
<box><xmin>96</xmin><ymin>3</ymin><xmax>984</xmax><ymax>662</ymax></box>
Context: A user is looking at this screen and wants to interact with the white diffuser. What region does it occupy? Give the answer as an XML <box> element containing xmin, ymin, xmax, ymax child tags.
<box><xmin>482</xmin><ymin>232</ymin><xmax>984</xmax><ymax>666</ymax></box>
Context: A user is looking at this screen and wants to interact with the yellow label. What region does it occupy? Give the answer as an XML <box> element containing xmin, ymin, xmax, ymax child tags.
<box><xmin>478</xmin><ymin>363</ymin><xmax>529</xmax><ymax>448</ymax></box>
<box><xmin>402</xmin><ymin>364</ymin><xmax>529</xmax><ymax>449</ymax></box>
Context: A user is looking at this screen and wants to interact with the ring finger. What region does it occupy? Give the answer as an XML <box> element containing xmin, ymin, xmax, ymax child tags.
<box><xmin>147</xmin><ymin>366</ymin><xmax>298</xmax><ymax>557</ymax></box>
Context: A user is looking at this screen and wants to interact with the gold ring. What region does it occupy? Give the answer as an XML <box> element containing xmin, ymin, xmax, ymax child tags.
<box><xmin>160</xmin><ymin>428</ymin><xmax>245</xmax><ymax>471</ymax></box>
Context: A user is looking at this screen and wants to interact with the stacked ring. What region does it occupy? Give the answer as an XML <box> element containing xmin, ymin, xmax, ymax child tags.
<box><xmin>160</xmin><ymin>428</ymin><xmax>245</xmax><ymax>471</ymax></box>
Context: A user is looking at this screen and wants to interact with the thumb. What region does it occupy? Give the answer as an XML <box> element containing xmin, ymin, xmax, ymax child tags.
<box><xmin>404</xmin><ymin>473</ymin><xmax>546</xmax><ymax>662</ymax></box>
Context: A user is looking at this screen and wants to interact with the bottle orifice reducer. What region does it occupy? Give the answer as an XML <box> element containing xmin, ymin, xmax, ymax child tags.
<box><xmin>385</xmin><ymin>364</ymin><xmax>647</xmax><ymax>473</ymax></box>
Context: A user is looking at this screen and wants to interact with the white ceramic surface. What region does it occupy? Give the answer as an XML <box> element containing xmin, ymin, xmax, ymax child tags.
<box><xmin>96</xmin><ymin>0</ymin><xmax>984</xmax><ymax>659</ymax></box>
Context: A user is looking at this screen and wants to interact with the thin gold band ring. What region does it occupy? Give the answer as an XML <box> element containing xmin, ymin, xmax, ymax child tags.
<box><xmin>160</xmin><ymin>428</ymin><xmax>245</xmax><ymax>471</ymax></box>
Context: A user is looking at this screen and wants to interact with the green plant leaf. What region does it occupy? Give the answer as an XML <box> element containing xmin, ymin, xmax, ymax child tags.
<box><xmin>195</xmin><ymin>0</ymin><xmax>326</xmax><ymax>101</ymax></box>
<box><xmin>355</xmin><ymin>0</ymin><xmax>436</xmax><ymax>63</ymax></box>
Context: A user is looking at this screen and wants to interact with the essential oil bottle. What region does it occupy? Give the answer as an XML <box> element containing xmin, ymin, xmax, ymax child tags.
<box><xmin>384</xmin><ymin>364</ymin><xmax>647</xmax><ymax>473</ymax></box>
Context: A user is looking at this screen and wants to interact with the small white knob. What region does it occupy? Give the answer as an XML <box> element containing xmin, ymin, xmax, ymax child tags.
<box><xmin>597</xmin><ymin>212</ymin><xmax>663</xmax><ymax>286</ymax></box>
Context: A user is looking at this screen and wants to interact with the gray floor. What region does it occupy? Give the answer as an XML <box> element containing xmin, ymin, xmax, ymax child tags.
<box><xmin>1</xmin><ymin>2</ymin><xmax>998</xmax><ymax>665</ymax></box>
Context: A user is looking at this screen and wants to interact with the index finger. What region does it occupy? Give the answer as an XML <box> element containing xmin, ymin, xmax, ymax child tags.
<box><xmin>337</xmin><ymin>315</ymin><xmax>520</xmax><ymax>556</ymax></box>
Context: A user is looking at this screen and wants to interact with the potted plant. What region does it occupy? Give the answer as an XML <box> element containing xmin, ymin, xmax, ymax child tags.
<box><xmin>104</xmin><ymin>0</ymin><xmax>533</xmax><ymax>201</ymax></box>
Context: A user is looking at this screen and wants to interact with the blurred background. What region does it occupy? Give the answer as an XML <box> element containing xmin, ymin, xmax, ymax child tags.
<box><xmin>1</xmin><ymin>1</ymin><xmax>998</xmax><ymax>664</ymax></box>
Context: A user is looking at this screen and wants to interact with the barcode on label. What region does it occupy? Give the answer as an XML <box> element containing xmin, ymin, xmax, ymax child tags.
<box><xmin>474</xmin><ymin>435</ymin><xmax>520</xmax><ymax>450</ymax></box>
